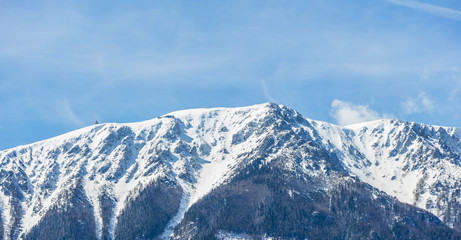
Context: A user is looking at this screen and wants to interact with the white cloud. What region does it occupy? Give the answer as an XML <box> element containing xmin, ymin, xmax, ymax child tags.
<box><xmin>330</xmin><ymin>100</ymin><xmax>389</xmax><ymax>126</ymax></box>
<box><xmin>402</xmin><ymin>91</ymin><xmax>434</xmax><ymax>114</ymax></box>
<box><xmin>384</xmin><ymin>0</ymin><xmax>461</xmax><ymax>21</ymax></box>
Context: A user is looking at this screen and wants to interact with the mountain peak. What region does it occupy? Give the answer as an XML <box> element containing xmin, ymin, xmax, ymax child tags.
<box><xmin>161</xmin><ymin>102</ymin><xmax>287</xmax><ymax>119</ymax></box>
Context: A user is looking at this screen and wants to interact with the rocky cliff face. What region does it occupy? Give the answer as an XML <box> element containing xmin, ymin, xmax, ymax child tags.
<box><xmin>0</xmin><ymin>103</ymin><xmax>460</xmax><ymax>239</ymax></box>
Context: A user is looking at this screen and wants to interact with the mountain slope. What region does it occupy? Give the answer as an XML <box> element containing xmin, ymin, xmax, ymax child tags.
<box><xmin>319</xmin><ymin>120</ymin><xmax>461</xmax><ymax>229</ymax></box>
<box><xmin>0</xmin><ymin>103</ymin><xmax>460</xmax><ymax>239</ymax></box>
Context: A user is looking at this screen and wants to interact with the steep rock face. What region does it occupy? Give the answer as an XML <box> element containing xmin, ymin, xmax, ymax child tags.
<box><xmin>0</xmin><ymin>103</ymin><xmax>460</xmax><ymax>239</ymax></box>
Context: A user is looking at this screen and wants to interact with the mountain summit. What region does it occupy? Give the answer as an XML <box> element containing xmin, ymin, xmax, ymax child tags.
<box><xmin>1</xmin><ymin>103</ymin><xmax>460</xmax><ymax>239</ymax></box>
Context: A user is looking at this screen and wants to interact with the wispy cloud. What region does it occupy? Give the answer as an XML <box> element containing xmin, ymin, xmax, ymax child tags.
<box><xmin>36</xmin><ymin>99</ymin><xmax>85</xmax><ymax>127</ymax></box>
<box><xmin>449</xmin><ymin>83</ymin><xmax>461</xmax><ymax>101</ymax></box>
<box><xmin>449</xmin><ymin>74</ymin><xmax>461</xmax><ymax>101</ymax></box>
<box><xmin>384</xmin><ymin>0</ymin><xmax>461</xmax><ymax>21</ymax></box>
<box><xmin>61</xmin><ymin>100</ymin><xmax>85</xmax><ymax>126</ymax></box>
<box><xmin>261</xmin><ymin>80</ymin><xmax>276</xmax><ymax>103</ymax></box>
<box><xmin>402</xmin><ymin>91</ymin><xmax>435</xmax><ymax>114</ymax></box>
<box><xmin>330</xmin><ymin>100</ymin><xmax>390</xmax><ymax>126</ymax></box>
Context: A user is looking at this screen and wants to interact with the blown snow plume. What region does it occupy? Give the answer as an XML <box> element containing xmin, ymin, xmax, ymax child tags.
<box><xmin>0</xmin><ymin>103</ymin><xmax>460</xmax><ymax>239</ymax></box>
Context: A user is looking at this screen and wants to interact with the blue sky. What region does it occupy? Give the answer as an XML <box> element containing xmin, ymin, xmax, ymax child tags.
<box><xmin>1</xmin><ymin>0</ymin><xmax>461</xmax><ymax>150</ymax></box>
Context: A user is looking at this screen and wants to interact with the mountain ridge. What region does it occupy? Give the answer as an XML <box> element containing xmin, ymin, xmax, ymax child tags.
<box><xmin>0</xmin><ymin>103</ymin><xmax>460</xmax><ymax>239</ymax></box>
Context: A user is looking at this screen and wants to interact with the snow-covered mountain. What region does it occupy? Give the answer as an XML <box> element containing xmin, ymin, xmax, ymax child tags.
<box><xmin>0</xmin><ymin>103</ymin><xmax>460</xmax><ymax>239</ymax></box>
<box><xmin>325</xmin><ymin>119</ymin><xmax>461</xmax><ymax>229</ymax></box>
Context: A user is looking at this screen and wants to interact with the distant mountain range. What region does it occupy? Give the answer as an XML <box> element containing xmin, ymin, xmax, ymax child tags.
<box><xmin>1</xmin><ymin>103</ymin><xmax>460</xmax><ymax>239</ymax></box>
